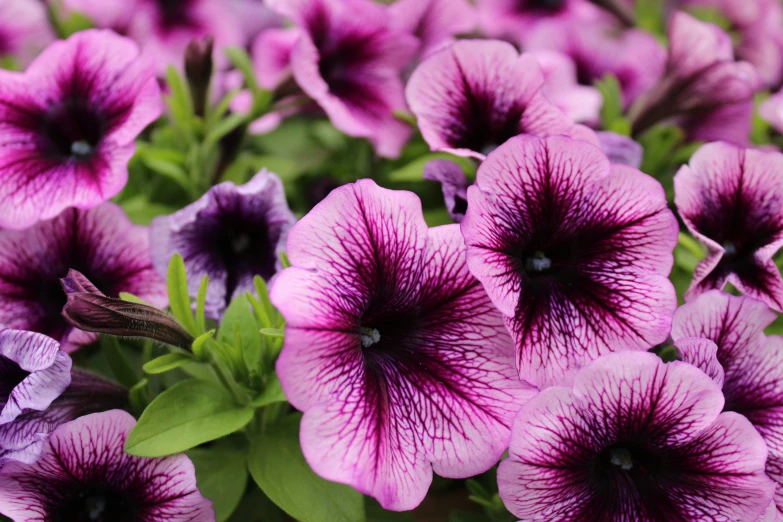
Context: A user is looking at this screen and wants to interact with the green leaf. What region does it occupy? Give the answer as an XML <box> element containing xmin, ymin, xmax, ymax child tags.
<box><xmin>100</xmin><ymin>337</ymin><xmax>138</xmax><ymax>388</ymax></box>
<box><xmin>220</xmin><ymin>294</ymin><xmax>262</xmax><ymax>378</ymax></box>
<box><xmin>167</xmin><ymin>254</ymin><xmax>199</xmax><ymax>336</ymax></box>
<box><xmin>225</xmin><ymin>47</ymin><xmax>259</xmax><ymax>92</ymax></box>
<box><xmin>188</xmin><ymin>443</ymin><xmax>249</xmax><ymax>522</ymax></box>
<box><xmin>249</xmin><ymin>413</ymin><xmax>365</xmax><ymax>522</ymax></box>
<box><xmin>165</xmin><ymin>65</ymin><xmax>195</xmax><ymax>133</ymax></box>
<box><xmin>119</xmin><ymin>292</ymin><xmax>151</xmax><ymax>305</ymax></box>
<box><xmin>59</xmin><ymin>11</ymin><xmax>94</xmax><ymax>37</ymax></box>
<box><xmin>388</xmin><ymin>153</ymin><xmax>475</xmax><ymax>182</ymax></box>
<box><xmin>251</xmin><ymin>374</ymin><xmax>286</xmax><ymax>407</ymax></box>
<box><xmin>204</xmin><ymin>113</ymin><xmax>247</xmax><ymax>149</ymax></box>
<box><xmin>126</xmin><ymin>380</ymin><xmax>254</xmax><ymax>457</ymax></box>
<box><xmin>365</xmin><ymin>498</ymin><xmax>415</xmax><ymax>522</ymax></box>
<box><xmin>140</xmin><ymin>154</ymin><xmax>193</xmax><ymax>196</ymax></box>
<box><xmin>259</xmin><ymin>328</ymin><xmax>284</xmax><ymax>338</ymax></box>
<box><xmin>192</xmin><ymin>330</ymin><xmax>215</xmax><ymax>359</ymax></box>
<box><xmin>595</xmin><ymin>75</ymin><xmax>626</xmax><ymax>133</ymax></box>
<box><xmin>252</xmin><ymin>276</ymin><xmax>278</xmax><ymax>327</ymax></box>
<box><xmin>207</xmin><ymin>88</ymin><xmax>242</xmax><ymax>130</ymax></box>
<box><xmin>196</xmin><ymin>275</ymin><xmax>209</xmax><ymax>334</ymax></box>
<box><xmin>279</xmin><ymin>251</ymin><xmax>291</xmax><ymax>268</ymax></box>
<box><xmin>129</xmin><ymin>378</ymin><xmax>150</xmax><ymax>412</ymax></box>
<box><xmin>143</xmin><ymin>353</ymin><xmax>194</xmax><ymax>375</ymax></box>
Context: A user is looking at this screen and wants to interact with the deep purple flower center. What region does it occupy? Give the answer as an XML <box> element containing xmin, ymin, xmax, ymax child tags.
<box><xmin>55</xmin><ymin>485</ymin><xmax>137</xmax><ymax>522</ymax></box>
<box><xmin>40</xmin><ymin>99</ymin><xmax>105</xmax><ymax>161</ymax></box>
<box><xmin>448</xmin><ymin>84</ymin><xmax>524</xmax><ymax>154</ymax></box>
<box><xmin>210</xmin><ymin>215</ymin><xmax>277</xmax><ymax>304</ymax></box>
<box><xmin>523</xmin><ymin>0</ymin><xmax>566</xmax><ymax>13</ymax></box>
<box><xmin>0</xmin><ymin>356</ymin><xmax>29</xmax><ymax>408</ymax></box>
<box><xmin>156</xmin><ymin>0</ymin><xmax>195</xmax><ymax>27</ymax></box>
<box><xmin>591</xmin><ymin>442</ymin><xmax>672</xmax><ymax>514</ymax></box>
<box><xmin>452</xmin><ymin>194</ymin><xmax>468</xmax><ymax>217</ymax></box>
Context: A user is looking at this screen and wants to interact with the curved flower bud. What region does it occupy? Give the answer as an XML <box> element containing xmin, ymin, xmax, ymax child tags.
<box><xmin>498</xmin><ymin>351</ymin><xmax>775</xmax><ymax>521</ymax></box>
<box><xmin>462</xmin><ymin>134</ymin><xmax>678</xmax><ymax>388</ymax></box>
<box><xmin>0</xmin><ymin>410</ymin><xmax>214</xmax><ymax>521</ymax></box>
<box><xmin>270</xmin><ymin>179</ymin><xmax>536</xmax><ymax>510</ymax></box>
<box><xmin>61</xmin><ymin>270</ymin><xmax>194</xmax><ymax>350</ymax></box>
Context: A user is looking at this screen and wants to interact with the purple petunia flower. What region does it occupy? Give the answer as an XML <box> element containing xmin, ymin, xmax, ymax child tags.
<box><xmin>151</xmin><ymin>170</ymin><xmax>295</xmax><ymax>320</ymax></box>
<box><xmin>526</xmin><ymin>17</ymin><xmax>666</xmax><ymax>109</ymax></box>
<box><xmin>0</xmin><ymin>0</ymin><xmax>53</xmax><ymax>65</ymax></box>
<box><xmin>672</xmin><ymin>290</ymin><xmax>783</xmax><ymax>513</ymax></box>
<box><xmin>0</xmin><ymin>29</ymin><xmax>161</xmax><ymax>230</ymax></box>
<box><xmin>422</xmin><ymin>159</ymin><xmax>469</xmax><ymax>223</ymax></box>
<box><xmin>406</xmin><ymin>40</ymin><xmax>599</xmax><ymax>161</ymax></box>
<box><xmin>476</xmin><ymin>0</ymin><xmax>605</xmax><ymax>43</ymax></box>
<box><xmin>674</xmin><ymin>142</ymin><xmax>783</xmax><ymax>311</ymax></box>
<box><xmin>532</xmin><ymin>50</ymin><xmax>603</xmax><ymax>125</ymax></box>
<box><xmin>630</xmin><ymin>12</ymin><xmax>760</xmax><ymax>141</ymax></box>
<box><xmin>497</xmin><ymin>351</ymin><xmax>776</xmax><ymax>521</ymax></box>
<box><xmin>389</xmin><ymin>0</ymin><xmax>475</xmax><ymax>61</ymax></box>
<box><xmin>269</xmin><ymin>179</ymin><xmax>537</xmax><ymax>510</ymax></box>
<box><xmin>0</xmin><ymin>410</ymin><xmax>214</xmax><ymax>521</ymax></box>
<box><xmin>461</xmin><ymin>135</ymin><xmax>678</xmax><ymax>388</ymax></box>
<box><xmin>0</xmin><ymin>328</ymin><xmax>129</xmax><ymax>467</ymax></box>
<box><xmin>0</xmin><ymin>203</ymin><xmax>167</xmax><ymax>353</ymax></box>
<box><xmin>596</xmin><ymin>131</ymin><xmax>644</xmax><ymax>168</ymax></box>
<box><xmin>0</xmin><ymin>327</ymin><xmax>71</xmax><ymax>464</ymax></box>
<box><xmin>267</xmin><ymin>0</ymin><xmax>418</xmax><ymax>158</ymax></box>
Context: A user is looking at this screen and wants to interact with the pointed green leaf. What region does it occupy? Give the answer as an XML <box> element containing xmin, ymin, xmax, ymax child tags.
<box><xmin>259</xmin><ymin>328</ymin><xmax>284</xmax><ymax>338</ymax></box>
<box><xmin>219</xmin><ymin>294</ymin><xmax>262</xmax><ymax>377</ymax></box>
<box><xmin>279</xmin><ymin>251</ymin><xmax>291</xmax><ymax>268</ymax></box>
<box><xmin>188</xmin><ymin>443</ymin><xmax>249</xmax><ymax>522</ymax></box>
<box><xmin>251</xmin><ymin>374</ymin><xmax>286</xmax><ymax>407</ymax></box>
<box><xmin>100</xmin><ymin>336</ymin><xmax>138</xmax><ymax>388</ymax></box>
<box><xmin>129</xmin><ymin>378</ymin><xmax>150</xmax><ymax>412</ymax></box>
<box><xmin>119</xmin><ymin>292</ymin><xmax>151</xmax><ymax>305</ymax></box>
<box><xmin>192</xmin><ymin>330</ymin><xmax>215</xmax><ymax>360</ymax></box>
<box><xmin>388</xmin><ymin>153</ymin><xmax>474</xmax><ymax>182</ymax></box>
<box><xmin>126</xmin><ymin>380</ymin><xmax>254</xmax><ymax>457</ymax></box>
<box><xmin>196</xmin><ymin>275</ymin><xmax>209</xmax><ymax>334</ymax></box>
<box><xmin>167</xmin><ymin>254</ymin><xmax>198</xmax><ymax>335</ymax></box>
<box><xmin>143</xmin><ymin>353</ymin><xmax>194</xmax><ymax>375</ymax></box>
<box><xmin>249</xmin><ymin>413</ymin><xmax>365</xmax><ymax>522</ymax></box>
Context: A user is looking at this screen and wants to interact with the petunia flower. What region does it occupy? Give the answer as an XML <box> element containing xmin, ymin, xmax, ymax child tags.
<box><xmin>497</xmin><ymin>351</ymin><xmax>776</xmax><ymax>521</ymax></box>
<box><xmin>151</xmin><ymin>170</ymin><xmax>295</xmax><ymax>320</ymax></box>
<box><xmin>674</xmin><ymin>142</ymin><xmax>783</xmax><ymax>311</ymax></box>
<box><xmin>671</xmin><ymin>290</ymin><xmax>783</xmax><ymax>513</ymax></box>
<box><xmin>0</xmin><ymin>327</ymin><xmax>71</xmax><ymax>464</ymax></box>
<box><xmin>267</xmin><ymin>0</ymin><xmax>418</xmax><ymax>158</ymax></box>
<box><xmin>406</xmin><ymin>40</ymin><xmax>599</xmax><ymax>161</ymax></box>
<box><xmin>526</xmin><ymin>17</ymin><xmax>666</xmax><ymax>108</ymax></box>
<box><xmin>0</xmin><ymin>203</ymin><xmax>167</xmax><ymax>353</ymax></box>
<box><xmin>476</xmin><ymin>0</ymin><xmax>608</xmax><ymax>43</ymax></box>
<box><xmin>389</xmin><ymin>0</ymin><xmax>476</xmax><ymax>61</ymax></box>
<box><xmin>269</xmin><ymin>179</ymin><xmax>537</xmax><ymax>510</ymax></box>
<box><xmin>461</xmin><ymin>135</ymin><xmax>678</xmax><ymax>388</ymax></box>
<box><xmin>1</xmin><ymin>343</ymin><xmax>129</xmax><ymax>466</ymax></box>
<box><xmin>596</xmin><ymin>131</ymin><xmax>644</xmax><ymax>168</ymax></box>
<box><xmin>0</xmin><ymin>0</ymin><xmax>53</xmax><ymax>65</ymax></box>
<box><xmin>630</xmin><ymin>12</ymin><xmax>760</xmax><ymax>140</ymax></box>
<box><xmin>422</xmin><ymin>159</ymin><xmax>469</xmax><ymax>223</ymax></box>
<box><xmin>531</xmin><ymin>50</ymin><xmax>603</xmax><ymax>125</ymax></box>
<box><xmin>0</xmin><ymin>29</ymin><xmax>161</xmax><ymax>230</ymax></box>
<box><xmin>0</xmin><ymin>410</ymin><xmax>214</xmax><ymax>521</ymax></box>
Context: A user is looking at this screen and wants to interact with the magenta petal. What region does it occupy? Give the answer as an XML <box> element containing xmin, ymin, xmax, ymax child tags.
<box><xmin>272</xmin><ymin>180</ymin><xmax>535</xmax><ymax>510</ymax></box>
<box><xmin>0</xmin><ymin>203</ymin><xmax>166</xmax><ymax>352</ymax></box>
<box><xmin>389</xmin><ymin>0</ymin><xmax>475</xmax><ymax>59</ymax></box>
<box><xmin>422</xmin><ymin>159</ymin><xmax>469</xmax><ymax>223</ymax></box>
<box><xmin>251</xmin><ymin>28</ymin><xmax>299</xmax><ymax>90</ymax></box>
<box><xmin>151</xmin><ymin>170</ymin><xmax>295</xmax><ymax>320</ymax></box>
<box><xmin>406</xmin><ymin>40</ymin><xmax>596</xmax><ymax>160</ymax></box>
<box><xmin>0</xmin><ymin>30</ymin><xmax>161</xmax><ymax>230</ymax></box>
<box><xmin>0</xmin><ymin>410</ymin><xmax>214</xmax><ymax>521</ymax></box>
<box><xmin>596</xmin><ymin>131</ymin><xmax>643</xmax><ymax>168</ymax></box>
<box><xmin>498</xmin><ymin>351</ymin><xmax>774</xmax><ymax>521</ymax></box>
<box><xmin>674</xmin><ymin>142</ymin><xmax>783</xmax><ymax>311</ymax></box>
<box><xmin>671</xmin><ymin>337</ymin><xmax>724</xmax><ymax>387</ymax></box>
<box><xmin>462</xmin><ymin>135</ymin><xmax>677</xmax><ymax>387</ymax></box>
<box><xmin>270</xmin><ymin>0</ymin><xmax>417</xmax><ymax>158</ymax></box>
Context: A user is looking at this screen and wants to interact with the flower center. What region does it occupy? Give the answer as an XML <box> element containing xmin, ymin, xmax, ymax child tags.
<box><xmin>525</xmin><ymin>251</ymin><xmax>552</xmax><ymax>273</ymax></box>
<box><xmin>609</xmin><ymin>447</ymin><xmax>634</xmax><ymax>471</ymax></box>
<box><xmin>157</xmin><ymin>0</ymin><xmax>189</xmax><ymax>24</ymax></box>
<box><xmin>360</xmin><ymin>327</ymin><xmax>381</xmax><ymax>348</ymax></box>
<box><xmin>722</xmin><ymin>241</ymin><xmax>737</xmax><ymax>257</ymax></box>
<box><xmin>57</xmin><ymin>486</ymin><xmax>136</xmax><ymax>522</ymax></box>
<box><xmin>0</xmin><ymin>355</ymin><xmax>30</xmax><ymax>408</ymax></box>
<box><xmin>523</xmin><ymin>0</ymin><xmax>566</xmax><ymax>12</ymax></box>
<box><xmin>40</xmin><ymin>98</ymin><xmax>105</xmax><ymax>161</ymax></box>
